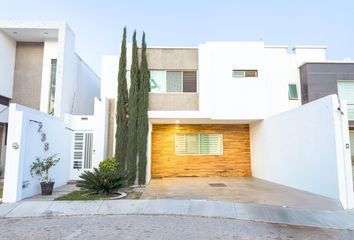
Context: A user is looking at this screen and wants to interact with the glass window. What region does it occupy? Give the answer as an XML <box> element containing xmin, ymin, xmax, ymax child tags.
<box><xmin>166</xmin><ymin>71</ymin><xmax>182</xmax><ymax>92</ymax></box>
<box><xmin>337</xmin><ymin>81</ymin><xmax>354</xmax><ymax>120</ymax></box>
<box><xmin>175</xmin><ymin>133</ymin><xmax>223</xmax><ymax>155</ymax></box>
<box><xmin>48</xmin><ymin>59</ymin><xmax>57</xmax><ymax>114</ymax></box>
<box><xmin>288</xmin><ymin>84</ymin><xmax>298</xmax><ymax>100</ymax></box>
<box><xmin>150</xmin><ymin>70</ymin><xmax>197</xmax><ymax>93</ymax></box>
<box><xmin>150</xmin><ymin>70</ymin><xmax>166</xmax><ymax>92</ymax></box>
<box><xmin>232</xmin><ymin>70</ymin><xmax>258</xmax><ymax>78</ymax></box>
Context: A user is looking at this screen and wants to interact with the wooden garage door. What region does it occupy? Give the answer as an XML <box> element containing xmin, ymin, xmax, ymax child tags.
<box><xmin>151</xmin><ymin>124</ymin><xmax>251</xmax><ymax>177</ymax></box>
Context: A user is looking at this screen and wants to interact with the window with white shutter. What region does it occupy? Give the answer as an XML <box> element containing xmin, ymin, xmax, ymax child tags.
<box><xmin>175</xmin><ymin>133</ymin><xmax>223</xmax><ymax>155</ymax></box>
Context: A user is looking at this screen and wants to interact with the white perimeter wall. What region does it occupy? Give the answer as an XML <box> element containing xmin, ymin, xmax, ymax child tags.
<box><xmin>0</xmin><ymin>31</ymin><xmax>16</xmax><ymax>99</ymax></box>
<box><xmin>3</xmin><ymin>104</ymin><xmax>72</xmax><ymax>202</ymax></box>
<box><xmin>250</xmin><ymin>95</ymin><xmax>354</xmax><ymax>209</ymax></box>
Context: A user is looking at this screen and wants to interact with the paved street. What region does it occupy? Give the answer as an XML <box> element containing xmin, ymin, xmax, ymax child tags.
<box><xmin>0</xmin><ymin>215</ymin><xmax>353</xmax><ymax>240</ymax></box>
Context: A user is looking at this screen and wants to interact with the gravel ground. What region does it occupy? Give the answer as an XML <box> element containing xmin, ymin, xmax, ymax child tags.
<box><xmin>0</xmin><ymin>214</ymin><xmax>353</xmax><ymax>240</ymax></box>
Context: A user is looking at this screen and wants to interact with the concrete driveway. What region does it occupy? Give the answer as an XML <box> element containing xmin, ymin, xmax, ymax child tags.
<box><xmin>140</xmin><ymin>177</ymin><xmax>342</xmax><ymax>211</ymax></box>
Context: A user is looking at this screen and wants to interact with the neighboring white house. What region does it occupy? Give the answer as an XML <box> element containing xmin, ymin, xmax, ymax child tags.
<box><xmin>0</xmin><ymin>21</ymin><xmax>100</xmax><ymax>170</ymax></box>
<box><xmin>100</xmin><ymin>42</ymin><xmax>353</xmax><ymax>209</ymax></box>
<box><xmin>1</xmin><ymin>21</ymin><xmax>102</xmax><ymax>202</ymax></box>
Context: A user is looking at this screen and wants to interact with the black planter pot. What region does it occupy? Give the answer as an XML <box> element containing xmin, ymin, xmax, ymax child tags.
<box><xmin>40</xmin><ymin>182</ymin><xmax>55</xmax><ymax>195</ymax></box>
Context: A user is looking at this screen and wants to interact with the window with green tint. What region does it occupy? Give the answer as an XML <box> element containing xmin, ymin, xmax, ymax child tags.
<box><xmin>175</xmin><ymin>133</ymin><xmax>223</xmax><ymax>155</ymax></box>
<box><xmin>232</xmin><ymin>70</ymin><xmax>258</xmax><ymax>78</ymax></box>
<box><xmin>288</xmin><ymin>84</ymin><xmax>298</xmax><ymax>100</ymax></box>
<box><xmin>232</xmin><ymin>70</ymin><xmax>246</xmax><ymax>78</ymax></box>
<box><xmin>48</xmin><ymin>59</ymin><xmax>57</xmax><ymax>115</ymax></box>
<box><xmin>150</xmin><ymin>70</ymin><xmax>166</xmax><ymax>92</ymax></box>
<box><xmin>166</xmin><ymin>71</ymin><xmax>182</xmax><ymax>92</ymax></box>
<box><xmin>337</xmin><ymin>81</ymin><xmax>354</xmax><ymax>120</ymax></box>
<box><xmin>186</xmin><ymin>134</ymin><xmax>199</xmax><ymax>154</ymax></box>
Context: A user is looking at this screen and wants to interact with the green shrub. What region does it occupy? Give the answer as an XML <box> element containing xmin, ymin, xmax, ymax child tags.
<box><xmin>76</xmin><ymin>168</ymin><xmax>127</xmax><ymax>195</ymax></box>
<box><xmin>99</xmin><ymin>157</ymin><xmax>119</xmax><ymax>172</ymax></box>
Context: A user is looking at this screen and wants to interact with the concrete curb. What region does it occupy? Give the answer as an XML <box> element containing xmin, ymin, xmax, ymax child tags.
<box><xmin>1</xmin><ymin>199</ymin><xmax>353</xmax><ymax>230</ymax></box>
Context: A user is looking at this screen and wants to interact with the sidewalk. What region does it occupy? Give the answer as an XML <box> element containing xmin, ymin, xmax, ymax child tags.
<box><xmin>0</xmin><ymin>199</ymin><xmax>353</xmax><ymax>230</ymax></box>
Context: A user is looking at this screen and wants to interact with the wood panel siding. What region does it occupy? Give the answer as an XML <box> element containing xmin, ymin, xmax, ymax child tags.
<box><xmin>151</xmin><ymin>124</ymin><xmax>251</xmax><ymax>177</ymax></box>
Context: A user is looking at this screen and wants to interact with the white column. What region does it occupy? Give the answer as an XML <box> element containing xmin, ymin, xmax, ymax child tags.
<box><xmin>2</xmin><ymin>104</ymin><xmax>27</xmax><ymax>202</ymax></box>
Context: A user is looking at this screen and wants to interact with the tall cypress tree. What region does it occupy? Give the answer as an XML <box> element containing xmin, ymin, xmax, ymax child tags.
<box><xmin>126</xmin><ymin>31</ymin><xmax>139</xmax><ymax>184</ymax></box>
<box><xmin>115</xmin><ymin>27</ymin><xmax>128</xmax><ymax>170</ymax></box>
<box><xmin>137</xmin><ymin>32</ymin><xmax>149</xmax><ymax>185</ymax></box>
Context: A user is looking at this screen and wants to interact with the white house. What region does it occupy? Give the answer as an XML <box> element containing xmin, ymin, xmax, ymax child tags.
<box><xmin>0</xmin><ymin>21</ymin><xmax>101</xmax><ymax>202</ymax></box>
<box><xmin>100</xmin><ymin>42</ymin><xmax>353</xmax><ymax>209</ymax></box>
<box><xmin>0</xmin><ymin>21</ymin><xmax>100</xmax><ymax>170</ymax></box>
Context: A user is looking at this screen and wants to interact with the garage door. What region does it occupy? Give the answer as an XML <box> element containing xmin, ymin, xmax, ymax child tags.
<box><xmin>151</xmin><ymin>124</ymin><xmax>251</xmax><ymax>178</ymax></box>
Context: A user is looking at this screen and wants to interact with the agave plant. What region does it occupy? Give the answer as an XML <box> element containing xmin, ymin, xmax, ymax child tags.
<box><xmin>76</xmin><ymin>168</ymin><xmax>127</xmax><ymax>195</ymax></box>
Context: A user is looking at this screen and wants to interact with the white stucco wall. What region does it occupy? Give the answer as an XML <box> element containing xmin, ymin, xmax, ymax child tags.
<box><xmin>294</xmin><ymin>46</ymin><xmax>327</xmax><ymax>66</ymax></box>
<box><xmin>250</xmin><ymin>95</ymin><xmax>354</xmax><ymax>209</ymax></box>
<box><xmin>92</xmin><ymin>97</ymin><xmax>108</xmax><ymax>167</ymax></box>
<box><xmin>0</xmin><ymin>31</ymin><xmax>16</xmax><ymax>99</ymax></box>
<box><xmin>199</xmin><ymin>42</ymin><xmax>266</xmax><ymax>120</ymax></box>
<box><xmin>101</xmin><ymin>56</ymin><xmax>118</xmax><ymax>99</ymax></box>
<box><xmin>264</xmin><ymin>46</ymin><xmax>301</xmax><ymax>116</ymax></box>
<box><xmin>3</xmin><ymin>104</ymin><xmax>72</xmax><ymax>202</ymax></box>
<box><xmin>72</xmin><ymin>57</ymin><xmax>101</xmax><ymax>115</ymax></box>
<box><xmin>55</xmin><ymin>24</ymin><xmax>77</xmax><ymax>118</ymax></box>
<box><xmin>55</xmin><ymin>24</ymin><xmax>100</xmax><ymax>117</ymax></box>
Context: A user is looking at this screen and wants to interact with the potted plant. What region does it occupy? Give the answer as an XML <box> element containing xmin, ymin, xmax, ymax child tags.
<box><xmin>30</xmin><ymin>153</ymin><xmax>60</xmax><ymax>195</ymax></box>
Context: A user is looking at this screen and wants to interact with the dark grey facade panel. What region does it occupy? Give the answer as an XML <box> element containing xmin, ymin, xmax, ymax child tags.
<box><xmin>299</xmin><ymin>63</ymin><xmax>354</xmax><ymax>104</ymax></box>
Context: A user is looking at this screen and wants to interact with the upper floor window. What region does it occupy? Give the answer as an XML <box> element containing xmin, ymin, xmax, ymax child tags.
<box><xmin>288</xmin><ymin>84</ymin><xmax>299</xmax><ymax>100</ymax></box>
<box><xmin>232</xmin><ymin>70</ymin><xmax>258</xmax><ymax>78</ymax></box>
<box><xmin>48</xmin><ymin>59</ymin><xmax>57</xmax><ymax>115</ymax></box>
<box><xmin>150</xmin><ymin>70</ymin><xmax>197</xmax><ymax>93</ymax></box>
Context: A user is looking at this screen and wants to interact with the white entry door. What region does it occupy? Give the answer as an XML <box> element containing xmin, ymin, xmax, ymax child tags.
<box><xmin>70</xmin><ymin>131</ymin><xmax>93</xmax><ymax>180</ymax></box>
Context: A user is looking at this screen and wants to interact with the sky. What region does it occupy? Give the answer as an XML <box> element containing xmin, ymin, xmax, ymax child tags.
<box><xmin>1</xmin><ymin>0</ymin><xmax>354</xmax><ymax>75</ymax></box>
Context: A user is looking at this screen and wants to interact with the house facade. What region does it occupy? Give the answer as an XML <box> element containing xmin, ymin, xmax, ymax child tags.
<box><xmin>100</xmin><ymin>41</ymin><xmax>353</xmax><ymax>209</ymax></box>
<box><xmin>0</xmin><ymin>21</ymin><xmax>100</xmax><ymax>170</ymax></box>
<box><xmin>102</xmin><ymin>42</ymin><xmax>326</xmax><ymax>180</ymax></box>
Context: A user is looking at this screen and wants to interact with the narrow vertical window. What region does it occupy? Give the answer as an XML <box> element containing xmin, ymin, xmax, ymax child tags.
<box><xmin>288</xmin><ymin>84</ymin><xmax>299</xmax><ymax>100</ymax></box>
<box><xmin>48</xmin><ymin>59</ymin><xmax>57</xmax><ymax>114</ymax></box>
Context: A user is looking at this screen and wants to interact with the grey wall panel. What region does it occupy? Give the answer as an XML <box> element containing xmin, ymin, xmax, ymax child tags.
<box><xmin>300</xmin><ymin>63</ymin><xmax>354</xmax><ymax>104</ymax></box>
<box><xmin>10</xmin><ymin>42</ymin><xmax>44</xmax><ymax>110</ymax></box>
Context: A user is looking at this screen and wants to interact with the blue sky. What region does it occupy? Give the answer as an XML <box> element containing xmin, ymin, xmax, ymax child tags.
<box><xmin>1</xmin><ymin>0</ymin><xmax>354</xmax><ymax>75</ymax></box>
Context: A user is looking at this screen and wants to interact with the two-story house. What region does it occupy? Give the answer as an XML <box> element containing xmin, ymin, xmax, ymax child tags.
<box><xmin>101</xmin><ymin>42</ymin><xmax>330</xmax><ymax>181</ymax></box>
<box><xmin>0</xmin><ymin>21</ymin><xmax>100</xmax><ymax>170</ymax></box>
<box><xmin>100</xmin><ymin>41</ymin><xmax>353</xmax><ymax>209</ymax></box>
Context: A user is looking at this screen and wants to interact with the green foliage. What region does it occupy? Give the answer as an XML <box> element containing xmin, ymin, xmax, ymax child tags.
<box><xmin>76</xmin><ymin>168</ymin><xmax>127</xmax><ymax>195</ymax></box>
<box><xmin>99</xmin><ymin>157</ymin><xmax>119</xmax><ymax>172</ymax></box>
<box><xmin>137</xmin><ymin>32</ymin><xmax>149</xmax><ymax>185</ymax></box>
<box><xmin>126</xmin><ymin>31</ymin><xmax>139</xmax><ymax>185</ymax></box>
<box><xmin>30</xmin><ymin>154</ymin><xmax>60</xmax><ymax>182</ymax></box>
<box><xmin>115</xmin><ymin>27</ymin><xmax>129</xmax><ymax>171</ymax></box>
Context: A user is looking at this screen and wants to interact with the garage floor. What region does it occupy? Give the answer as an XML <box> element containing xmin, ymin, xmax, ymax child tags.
<box><xmin>140</xmin><ymin>177</ymin><xmax>342</xmax><ymax>211</ymax></box>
